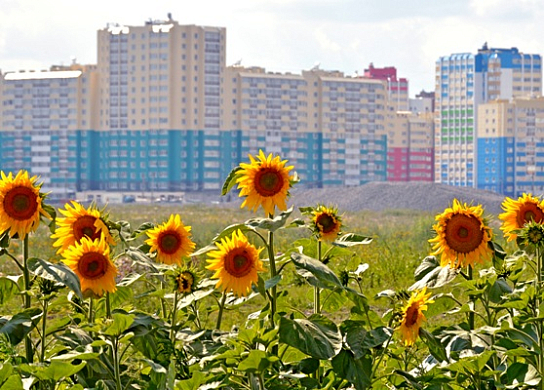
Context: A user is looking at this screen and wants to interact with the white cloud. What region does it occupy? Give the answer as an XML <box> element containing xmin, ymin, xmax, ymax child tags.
<box><xmin>0</xmin><ymin>0</ymin><xmax>543</xmax><ymax>94</ymax></box>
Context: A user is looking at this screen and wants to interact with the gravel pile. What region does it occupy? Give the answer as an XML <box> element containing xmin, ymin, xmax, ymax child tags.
<box><xmin>288</xmin><ymin>182</ymin><xmax>506</xmax><ymax>216</ymax></box>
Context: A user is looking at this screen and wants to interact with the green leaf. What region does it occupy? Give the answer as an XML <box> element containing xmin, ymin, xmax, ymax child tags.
<box><xmin>419</xmin><ymin>328</ymin><xmax>447</xmax><ymax>362</ymax></box>
<box><xmin>410</xmin><ymin>261</ymin><xmax>458</xmax><ymax>290</ymax></box>
<box><xmin>131</xmin><ymin>222</ymin><xmax>156</xmax><ymax>237</ymax></box>
<box><xmin>0</xmin><ymin>277</ymin><xmax>20</xmax><ymax>305</ymax></box>
<box><xmin>18</xmin><ymin>361</ymin><xmax>86</xmax><ymax>382</ymax></box>
<box><xmin>342</xmin><ymin>321</ymin><xmax>392</xmax><ymax>359</ymax></box>
<box><xmin>221</xmin><ymin>166</ymin><xmax>242</xmax><ymax>196</ymax></box>
<box><xmin>238</xmin><ymin>350</ymin><xmax>277</xmax><ymax>373</ymax></box>
<box><xmin>51</xmin><ymin>348</ymin><xmax>101</xmax><ymax>361</ymax></box>
<box><xmin>0</xmin><ymin>363</ymin><xmax>13</xmax><ymax>385</ymax></box>
<box><xmin>297</xmin><ymin>357</ymin><xmax>319</xmax><ymax>374</ymax></box>
<box><xmin>245</xmin><ymin>207</ymin><xmax>294</xmax><ymax>232</ymax></box>
<box><xmin>27</xmin><ymin>257</ymin><xmax>82</xmax><ymax>299</ymax></box>
<box><xmin>291</xmin><ymin>252</ymin><xmax>343</xmax><ymax>290</ymax></box>
<box><xmin>103</xmin><ymin>312</ymin><xmax>135</xmax><ymax>336</ymax></box>
<box><xmin>0</xmin><ymin>308</ymin><xmax>42</xmax><ymax>345</ymax></box>
<box><xmin>177</xmin><ymin>289</ymin><xmax>215</xmax><ymax>309</ymax></box>
<box><xmin>213</xmin><ymin>223</ymin><xmax>256</xmax><ymax>242</ymax></box>
<box><xmin>414</xmin><ymin>256</ymin><xmax>440</xmax><ymax>281</ymax></box>
<box><xmin>191</xmin><ymin>244</ymin><xmax>217</xmax><ymax>257</ymax></box>
<box><xmin>488</xmin><ymin>278</ymin><xmax>513</xmax><ymax>303</ymax></box>
<box><xmin>333</xmin><ymin>233</ymin><xmax>373</xmax><ymax>247</ymax></box>
<box><xmin>331</xmin><ymin>349</ymin><xmax>372</xmax><ymax>390</ymax></box>
<box><xmin>506</xmin><ymin>362</ymin><xmax>540</xmax><ymax>387</ymax></box>
<box><xmin>0</xmin><ymin>231</ymin><xmax>10</xmax><ymax>249</ymax></box>
<box><xmin>264</xmin><ymin>275</ymin><xmax>281</xmax><ymax>290</ymax></box>
<box><xmin>125</xmin><ymin>248</ymin><xmax>160</xmax><ymax>274</ymax></box>
<box><xmin>0</xmin><ymin>373</ymin><xmax>23</xmax><ymax>390</ymax></box>
<box><xmin>279</xmin><ymin>314</ymin><xmax>342</xmax><ymax>360</ymax></box>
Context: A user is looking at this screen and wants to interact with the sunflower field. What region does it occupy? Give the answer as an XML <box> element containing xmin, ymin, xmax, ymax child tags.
<box><xmin>0</xmin><ymin>152</ymin><xmax>544</xmax><ymax>389</ymax></box>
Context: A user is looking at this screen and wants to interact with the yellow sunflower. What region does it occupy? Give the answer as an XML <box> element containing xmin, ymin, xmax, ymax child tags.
<box><xmin>429</xmin><ymin>199</ymin><xmax>493</xmax><ymax>269</ymax></box>
<box><xmin>311</xmin><ymin>205</ymin><xmax>342</xmax><ymax>242</ymax></box>
<box><xmin>236</xmin><ymin>150</ymin><xmax>295</xmax><ymax>216</ymax></box>
<box><xmin>176</xmin><ymin>269</ymin><xmax>197</xmax><ymax>294</ymax></box>
<box><xmin>206</xmin><ymin>230</ymin><xmax>265</xmax><ymax>297</ymax></box>
<box><xmin>0</xmin><ymin>170</ymin><xmax>50</xmax><ymax>238</ymax></box>
<box><xmin>399</xmin><ymin>287</ymin><xmax>433</xmax><ymax>346</ymax></box>
<box><xmin>499</xmin><ymin>193</ymin><xmax>544</xmax><ymax>242</ymax></box>
<box><xmin>62</xmin><ymin>235</ymin><xmax>117</xmax><ymax>297</ymax></box>
<box><xmin>145</xmin><ymin>214</ymin><xmax>196</xmax><ymax>265</ymax></box>
<box><xmin>51</xmin><ymin>201</ymin><xmax>115</xmax><ymax>254</ymax></box>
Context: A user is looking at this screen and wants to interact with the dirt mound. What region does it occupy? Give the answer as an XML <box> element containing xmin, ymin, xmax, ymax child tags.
<box><xmin>289</xmin><ymin>182</ymin><xmax>506</xmax><ymax>216</ymax></box>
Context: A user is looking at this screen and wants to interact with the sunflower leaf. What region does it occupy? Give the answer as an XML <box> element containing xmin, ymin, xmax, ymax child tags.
<box><xmin>291</xmin><ymin>252</ymin><xmax>343</xmax><ymax>290</ymax></box>
<box><xmin>246</xmin><ymin>207</ymin><xmax>294</xmax><ymax>232</ymax></box>
<box><xmin>414</xmin><ymin>256</ymin><xmax>440</xmax><ymax>281</ymax></box>
<box><xmin>213</xmin><ymin>223</ymin><xmax>256</xmax><ymax>242</ymax></box>
<box><xmin>221</xmin><ymin>166</ymin><xmax>242</xmax><ymax>196</ymax></box>
<box><xmin>0</xmin><ymin>307</ymin><xmax>43</xmax><ymax>345</ymax></box>
<box><xmin>331</xmin><ymin>349</ymin><xmax>372</xmax><ymax>390</ymax></box>
<box><xmin>0</xmin><ymin>277</ymin><xmax>20</xmax><ymax>305</ymax></box>
<box><xmin>279</xmin><ymin>314</ymin><xmax>342</xmax><ymax>360</ymax></box>
<box><xmin>0</xmin><ymin>231</ymin><xmax>10</xmax><ymax>248</ymax></box>
<box><xmin>333</xmin><ymin>233</ymin><xmax>373</xmax><ymax>247</ymax></box>
<box><xmin>410</xmin><ymin>261</ymin><xmax>458</xmax><ymax>291</ymax></box>
<box><xmin>27</xmin><ymin>257</ymin><xmax>83</xmax><ymax>300</ymax></box>
<box><xmin>419</xmin><ymin>328</ymin><xmax>448</xmax><ymax>362</ymax></box>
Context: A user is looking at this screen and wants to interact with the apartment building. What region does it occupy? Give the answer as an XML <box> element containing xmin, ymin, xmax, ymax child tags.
<box><xmin>224</xmin><ymin>65</ymin><xmax>388</xmax><ymax>186</ymax></box>
<box><xmin>477</xmin><ymin>97</ymin><xmax>544</xmax><ymax>196</ymax></box>
<box><xmin>93</xmin><ymin>18</ymin><xmax>227</xmax><ymax>191</ymax></box>
<box><xmin>386</xmin><ymin>111</ymin><xmax>434</xmax><ymax>182</ymax></box>
<box><xmin>0</xmin><ymin>18</ymin><xmax>402</xmax><ymax>193</ymax></box>
<box><xmin>435</xmin><ymin>45</ymin><xmax>542</xmax><ymax>188</ymax></box>
<box><xmin>363</xmin><ymin>63</ymin><xmax>409</xmax><ymax>111</ymax></box>
<box><xmin>0</xmin><ymin>64</ymin><xmax>98</xmax><ymax>199</ymax></box>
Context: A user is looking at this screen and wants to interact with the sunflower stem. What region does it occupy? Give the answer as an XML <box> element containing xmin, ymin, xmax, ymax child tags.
<box><xmin>106</xmin><ymin>292</ymin><xmax>112</xmax><ymax>319</ymax></box>
<box><xmin>467</xmin><ymin>264</ymin><xmax>475</xmax><ymax>331</ymax></box>
<box><xmin>160</xmin><ymin>280</ymin><xmax>168</xmax><ymax>319</ymax></box>
<box><xmin>536</xmin><ymin>246</ymin><xmax>544</xmax><ymax>388</ymax></box>
<box><xmin>88</xmin><ymin>297</ymin><xmax>94</xmax><ymax>324</ymax></box>
<box><xmin>112</xmin><ymin>337</ymin><xmax>122</xmax><ymax>390</ymax></box>
<box><xmin>40</xmin><ymin>298</ymin><xmax>48</xmax><ymax>363</ymax></box>
<box><xmin>314</xmin><ymin>240</ymin><xmax>322</xmax><ymax>315</ymax></box>
<box><xmin>216</xmin><ymin>292</ymin><xmax>227</xmax><ymax>330</ymax></box>
<box><xmin>22</xmin><ymin>235</ymin><xmax>33</xmax><ymax>363</ymax></box>
<box><xmin>266</xmin><ymin>225</ymin><xmax>277</xmax><ymax>324</ymax></box>
<box><xmin>170</xmin><ymin>290</ymin><xmax>179</xmax><ymax>343</ymax></box>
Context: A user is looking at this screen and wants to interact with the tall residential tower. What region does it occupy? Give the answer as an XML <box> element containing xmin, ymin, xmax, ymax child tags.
<box><xmin>435</xmin><ymin>45</ymin><xmax>541</xmax><ymax>188</ymax></box>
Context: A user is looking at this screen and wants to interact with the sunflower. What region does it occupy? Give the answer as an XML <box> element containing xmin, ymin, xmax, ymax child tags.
<box><xmin>206</xmin><ymin>230</ymin><xmax>265</xmax><ymax>297</ymax></box>
<box><xmin>429</xmin><ymin>199</ymin><xmax>493</xmax><ymax>269</ymax></box>
<box><xmin>311</xmin><ymin>205</ymin><xmax>342</xmax><ymax>242</ymax></box>
<box><xmin>399</xmin><ymin>287</ymin><xmax>433</xmax><ymax>346</ymax></box>
<box><xmin>236</xmin><ymin>150</ymin><xmax>295</xmax><ymax>216</ymax></box>
<box><xmin>51</xmin><ymin>201</ymin><xmax>115</xmax><ymax>254</ymax></box>
<box><xmin>499</xmin><ymin>193</ymin><xmax>544</xmax><ymax>242</ymax></box>
<box><xmin>146</xmin><ymin>214</ymin><xmax>196</xmax><ymax>265</ymax></box>
<box><xmin>176</xmin><ymin>269</ymin><xmax>197</xmax><ymax>294</ymax></box>
<box><xmin>0</xmin><ymin>170</ymin><xmax>50</xmax><ymax>238</ymax></box>
<box><xmin>62</xmin><ymin>235</ymin><xmax>117</xmax><ymax>297</ymax></box>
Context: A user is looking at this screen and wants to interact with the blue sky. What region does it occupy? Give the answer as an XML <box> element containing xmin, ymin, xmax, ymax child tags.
<box><xmin>1</xmin><ymin>0</ymin><xmax>542</xmax><ymax>94</ymax></box>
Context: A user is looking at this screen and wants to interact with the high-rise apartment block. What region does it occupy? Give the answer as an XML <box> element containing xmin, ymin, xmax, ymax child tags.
<box><xmin>364</xmin><ymin>63</ymin><xmax>409</xmax><ymax>111</ymax></box>
<box><xmin>435</xmin><ymin>45</ymin><xmax>542</xmax><ymax>188</ymax></box>
<box><xmin>477</xmin><ymin>96</ymin><xmax>544</xmax><ymax>196</ymax></box>
<box><xmin>0</xmin><ymin>18</ymin><xmax>396</xmax><ymax>194</ymax></box>
<box><xmin>386</xmin><ymin>111</ymin><xmax>434</xmax><ymax>182</ymax></box>
<box><xmin>0</xmin><ymin>64</ymin><xmax>98</xmax><ymax>200</ymax></box>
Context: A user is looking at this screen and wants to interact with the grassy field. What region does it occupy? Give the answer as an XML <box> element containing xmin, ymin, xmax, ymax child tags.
<box><xmin>1</xmin><ymin>202</ymin><xmax>508</xmax><ymax>330</ymax></box>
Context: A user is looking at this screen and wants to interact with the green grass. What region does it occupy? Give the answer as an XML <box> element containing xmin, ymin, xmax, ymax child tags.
<box><xmin>0</xmin><ymin>204</ymin><xmax>448</xmax><ymax>330</ymax></box>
